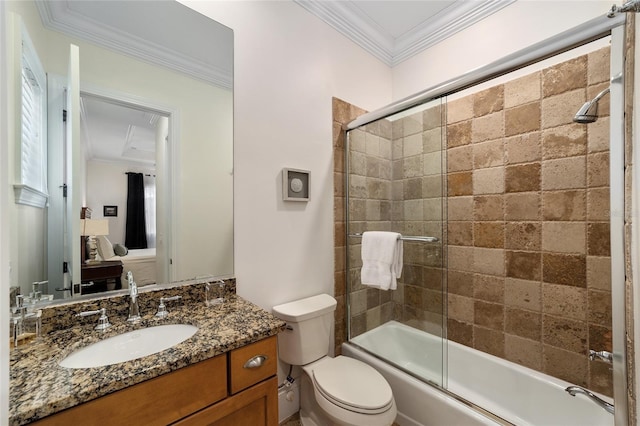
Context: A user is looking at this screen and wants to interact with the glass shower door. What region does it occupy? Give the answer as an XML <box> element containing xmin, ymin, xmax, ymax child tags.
<box><xmin>345</xmin><ymin>97</ymin><xmax>447</xmax><ymax>388</ymax></box>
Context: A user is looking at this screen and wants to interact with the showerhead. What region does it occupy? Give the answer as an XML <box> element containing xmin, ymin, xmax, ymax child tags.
<box><xmin>573</xmin><ymin>87</ymin><xmax>610</xmax><ymax>124</ymax></box>
<box><xmin>573</xmin><ymin>101</ymin><xmax>599</xmax><ymax>123</ymax></box>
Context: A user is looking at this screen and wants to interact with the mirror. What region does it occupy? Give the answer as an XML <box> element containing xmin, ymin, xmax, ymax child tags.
<box><xmin>6</xmin><ymin>0</ymin><xmax>233</xmax><ymax>303</ymax></box>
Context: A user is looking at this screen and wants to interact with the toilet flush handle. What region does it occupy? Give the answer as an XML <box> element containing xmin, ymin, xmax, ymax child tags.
<box><xmin>244</xmin><ymin>355</ymin><xmax>268</xmax><ymax>369</ymax></box>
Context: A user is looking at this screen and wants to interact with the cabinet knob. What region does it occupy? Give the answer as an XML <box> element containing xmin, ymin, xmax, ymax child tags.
<box><xmin>243</xmin><ymin>355</ymin><xmax>268</xmax><ymax>369</ymax></box>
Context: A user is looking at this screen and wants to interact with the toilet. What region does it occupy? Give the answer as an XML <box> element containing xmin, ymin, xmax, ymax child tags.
<box><xmin>273</xmin><ymin>294</ymin><xmax>397</xmax><ymax>426</ymax></box>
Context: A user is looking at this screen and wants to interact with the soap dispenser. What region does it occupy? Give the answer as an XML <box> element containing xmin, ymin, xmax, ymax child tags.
<box><xmin>11</xmin><ymin>295</ymin><xmax>42</xmax><ymax>348</ymax></box>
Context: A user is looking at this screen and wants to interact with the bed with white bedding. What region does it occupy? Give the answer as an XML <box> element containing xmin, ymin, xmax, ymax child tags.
<box><xmin>96</xmin><ymin>236</ymin><xmax>156</xmax><ymax>287</ymax></box>
<box><xmin>111</xmin><ymin>248</ymin><xmax>156</xmax><ymax>287</ymax></box>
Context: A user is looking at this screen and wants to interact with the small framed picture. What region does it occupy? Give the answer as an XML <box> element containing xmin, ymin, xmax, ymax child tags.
<box><xmin>103</xmin><ymin>205</ymin><xmax>118</xmax><ymax>217</ymax></box>
<box><xmin>282</xmin><ymin>168</ymin><xmax>310</xmax><ymax>202</ymax></box>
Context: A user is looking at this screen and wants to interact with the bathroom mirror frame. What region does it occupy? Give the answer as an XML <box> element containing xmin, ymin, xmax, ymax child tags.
<box><xmin>6</xmin><ymin>0</ymin><xmax>234</xmax><ymax>305</ymax></box>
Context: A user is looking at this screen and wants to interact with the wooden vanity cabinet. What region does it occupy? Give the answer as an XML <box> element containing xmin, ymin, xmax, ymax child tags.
<box><xmin>174</xmin><ymin>336</ymin><xmax>279</xmax><ymax>426</ymax></box>
<box><xmin>32</xmin><ymin>354</ymin><xmax>228</xmax><ymax>425</ymax></box>
<box><xmin>31</xmin><ymin>336</ymin><xmax>278</xmax><ymax>426</ymax></box>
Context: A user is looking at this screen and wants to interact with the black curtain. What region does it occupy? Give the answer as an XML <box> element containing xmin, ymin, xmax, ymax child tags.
<box><xmin>125</xmin><ymin>172</ymin><xmax>148</xmax><ymax>249</ymax></box>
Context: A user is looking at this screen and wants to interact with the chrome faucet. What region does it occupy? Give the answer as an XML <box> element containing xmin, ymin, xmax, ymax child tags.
<box><xmin>127</xmin><ymin>271</ymin><xmax>141</xmax><ymax>323</ymax></box>
<box><xmin>565</xmin><ymin>386</ymin><xmax>614</xmax><ymax>414</ymax></box>
<box><xmin>12</xmin><ymin>295</ymin><xmax>30</xmax><ymax>331</ymax></box>
<box><xmin>12</xmin><ymin>295</ymin><xmax>41</xmax><ymax>345</ymax></box>
<box><xmin>589</xmin><ymin>350</ymin><xmax>613</xmax><ymax>363</ymax></box>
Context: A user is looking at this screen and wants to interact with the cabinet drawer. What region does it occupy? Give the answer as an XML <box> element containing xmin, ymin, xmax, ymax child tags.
<box><xmin>229</xmin><ymin>336</ymin><xmax>277</xmax><ymax>394</ymax></box>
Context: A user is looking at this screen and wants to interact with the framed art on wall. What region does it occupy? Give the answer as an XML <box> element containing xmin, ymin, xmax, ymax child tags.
<box><xmin>103</xmin><ymin>205</ymin><xmax>118</xmax><ymax>217</ymax></box>
<box><xmin>282</xmin><ymin>168</ymin><xmax>310</xmax><ymax>201</ymax></box>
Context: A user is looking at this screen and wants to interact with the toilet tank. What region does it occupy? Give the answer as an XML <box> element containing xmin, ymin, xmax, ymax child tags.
<box><xmin>272</xmin><ymin>294</ymin><xmax>337</xmax><ymax>366</ymax></box>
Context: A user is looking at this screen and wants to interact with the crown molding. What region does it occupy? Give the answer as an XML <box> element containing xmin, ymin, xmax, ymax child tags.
<box><xmin>35</xmin><ymin>1</ymin><xmax>232</xmax><ymax>90</ymax></box>
<box><xmin>393</xmin><ymin>0</ymin><xmax>516</xmax><ymax>66</ymax></box>
<box><xmin>294</xmin><ymin>0</ymin><xmax>395</xmax><ymax>65</ymax></box>
<box><xmin>295</xmin><ymin>0</ymin><xmax>516</xmax><ymax>67</ymax></box>
<box><xmin>88</xmin><ymin>156</ymin><xmax>156</xmax><ymax>170</ymax></box>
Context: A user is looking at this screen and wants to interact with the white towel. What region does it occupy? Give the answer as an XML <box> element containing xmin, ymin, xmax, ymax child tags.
<box><xmin>360</xmin><ymin>231</ymin><xmax>403</xmax><ymax>291</ymax></box>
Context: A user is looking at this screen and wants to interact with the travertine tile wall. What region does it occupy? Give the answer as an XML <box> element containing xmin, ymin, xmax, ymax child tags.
<box><xmin>446</xmin><ymin>47</ymin><xmax>613</xmax><ymax>396</ymax></box>
<box><xmin>389</xmin><ymin>105</ymin><xmax>446</xmax><ymax>334</ymax></box>
<box><xmin>332</xmin><ymin>98</ymin><xmax>366</xmax><ymax>355</ymax></box>
<box><xmin>346</xmin><ymin>118</ymin><xmax>397</xmax><ymax>338</ymax></box>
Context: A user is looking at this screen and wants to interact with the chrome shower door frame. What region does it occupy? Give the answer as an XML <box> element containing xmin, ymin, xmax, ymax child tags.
<box><xmin>609</xmin><ymin>23</ymin><xmax>628</xmax><ymax>426</ymax></box>
<box><xmin>344</xmin><ymin>12</ymin><xmax>629</xmax><ymax>426</ymax></box>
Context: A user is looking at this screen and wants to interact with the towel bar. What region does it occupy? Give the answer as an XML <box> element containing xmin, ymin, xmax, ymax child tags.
<box><xmin>348</xmin><ymin>233</ymin><xmax>439</xmax><ymax>243</ymax></box>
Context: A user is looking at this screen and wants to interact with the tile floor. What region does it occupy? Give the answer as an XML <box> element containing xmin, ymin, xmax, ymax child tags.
<box><xmin>280</xmin><ymin>412</ymin><xmax>301</xmax><ymax>426</ymax></box>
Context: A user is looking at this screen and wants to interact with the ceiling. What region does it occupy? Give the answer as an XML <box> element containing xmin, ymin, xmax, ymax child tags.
<box><xmin>81</xmin><ymin>97</ymin><xmax>160</xmax><ymax>167</ymax></box>
<box><xmin>294</xmin><ymin>0</ymin><xmax>516</xmax><ymax>66</ymax></box>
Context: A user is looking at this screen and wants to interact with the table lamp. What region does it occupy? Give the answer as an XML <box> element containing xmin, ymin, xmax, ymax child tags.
<box><xmin>80</xmin><ymin>219</ymin><xmax>109</xmax><ymax>263</ymax></box>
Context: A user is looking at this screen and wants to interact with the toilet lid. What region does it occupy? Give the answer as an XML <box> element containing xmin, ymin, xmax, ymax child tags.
<box><xmin>312</xmin><ymin>356</ymin><xmax>393</xmax><ymax>413</ymax></box>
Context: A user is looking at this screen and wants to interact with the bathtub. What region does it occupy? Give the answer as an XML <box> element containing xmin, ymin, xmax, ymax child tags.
<box><xmin>343</xmin><ymin>321</ymin><xmax>614</xmax><ymax>426</ymax></box>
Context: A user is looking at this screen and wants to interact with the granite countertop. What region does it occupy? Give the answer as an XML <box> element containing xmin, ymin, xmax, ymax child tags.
<box><xmin>9</xmin><ymin>294</ymin><xmax>286</xmax><ymax>425</ymax></box>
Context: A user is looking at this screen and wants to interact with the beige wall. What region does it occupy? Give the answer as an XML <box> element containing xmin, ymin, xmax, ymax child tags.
<box><xmin>182</xmin><ymin>0</ymin><xmax>393</xmax><ymax>314</ymax></box>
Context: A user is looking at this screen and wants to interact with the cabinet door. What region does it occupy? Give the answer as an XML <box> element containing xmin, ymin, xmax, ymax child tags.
<box><xmin>32</xmin><ymin>355</ymin><xmax>227</xmax><ymax>426</ymax></box>
<box><xmin>173</xmin><ymin>376</ymin><xmax>278</xmax><ymax>426</ymax></box>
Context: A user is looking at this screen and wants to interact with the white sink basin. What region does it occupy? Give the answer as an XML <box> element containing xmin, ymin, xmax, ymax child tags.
<box><xmin>60</xmin><ymin>324</ymin><xmax>198</xmax><ymax>369</ymax></box>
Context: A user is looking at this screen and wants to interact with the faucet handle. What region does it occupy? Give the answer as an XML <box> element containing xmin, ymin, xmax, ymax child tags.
<box><xmin>205</xmin><ymin>280</ymin><xmax>226</xmax><ymax>306</ymax></box>
<box><xmin>589</xmin><ymin>350</ymin><xmax>613</xmax><ymax>363</ymax></box>
<box><xmin>30</xmin><ymin>281</ymin><xmax>47</xmax><ymax>301</ymax></box>
<box><xmin>76</xmin><ymin>308</ymin><xmax>111</xmax><ymax>331</ymax></box>
<box><xmin>156</xmin><ymin>295</ymin><xmax>182</xmax><ymax>318</ymax></box>
<box><xmin>13</xmin><ymin>295</ymin><xmax>28</xmax><ymax>317</ymax></box>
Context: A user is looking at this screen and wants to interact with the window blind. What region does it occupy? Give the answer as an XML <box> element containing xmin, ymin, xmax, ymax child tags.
<box><xmin>20</xmin><ymin>63</ymin><xmax>44</xmax><ymax>192</ymax></box>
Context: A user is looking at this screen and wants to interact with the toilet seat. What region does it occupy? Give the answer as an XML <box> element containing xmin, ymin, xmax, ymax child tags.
<box><xmin>310</xmin><ymin>356</ymin><xmax>394</xmax><ymax>415</ymax></box>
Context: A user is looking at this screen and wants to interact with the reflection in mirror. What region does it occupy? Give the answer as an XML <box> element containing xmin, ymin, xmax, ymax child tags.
<box><xmin>6</xmin><ymin>0</ymin><xmax>233</xmax><ymax>306</ymax></box>
<box><xmin>80</xmin><ymin>95</ymin><xmax>168</xmax><ymax>295</ymax></box>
